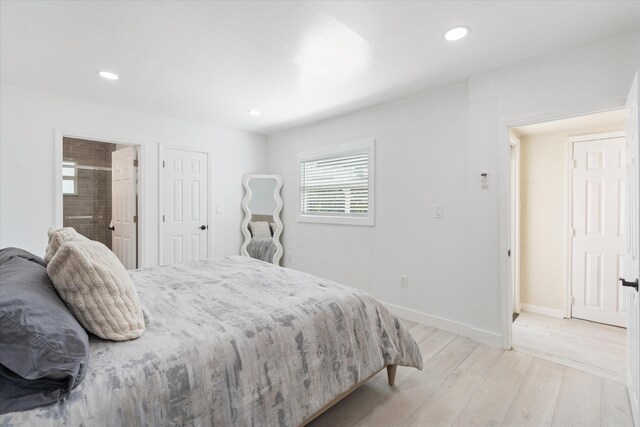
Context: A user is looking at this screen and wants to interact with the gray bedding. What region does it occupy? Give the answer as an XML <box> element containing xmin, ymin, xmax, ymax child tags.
<box><xmin>0</xmin><ymin>248</ymin><xmax>89</xmax><ymax>414</ymax></box>
<box><xmin>247</xmin><ymin>236</ymin><xmax>277</xmax><ymax>263</ymax></box>
<box><xmin>0</xmin><ymin>256</ymin><xmax>423</xmax><ymax>426</ymax></box>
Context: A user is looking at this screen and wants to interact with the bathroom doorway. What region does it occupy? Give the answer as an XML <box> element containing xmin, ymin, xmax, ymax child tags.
<box><xmin>60</xmin><ymin>136</ymin><xmax>140</xmax><ymax>269</ymax></box>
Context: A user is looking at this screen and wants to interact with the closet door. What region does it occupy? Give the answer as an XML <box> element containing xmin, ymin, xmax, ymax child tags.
<box><xmin>572</xmin><ymin>136</ymin><xmax>627</xmax><ymax>327</ymax></box>
<box><xmin>160</xmin><ymin>147</ymin><xmax>209</xmax><ymax>265</ymax></box>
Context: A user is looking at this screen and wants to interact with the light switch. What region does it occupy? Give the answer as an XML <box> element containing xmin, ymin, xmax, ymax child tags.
<box><xmin>434</xmin><ymin>205</ymin><xmax>444</xmax><ymax>219</ymax></box>
<box><xmin>216</xmin><ymin>204</ymin><xmax>222</xmax><ymax>214</ymax></box>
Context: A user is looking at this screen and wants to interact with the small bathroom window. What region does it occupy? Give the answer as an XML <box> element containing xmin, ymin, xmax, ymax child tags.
<box><xmin>62</xmin><ymin>160</ymin><xmax>77</xmax><ymax>195</ymax></box>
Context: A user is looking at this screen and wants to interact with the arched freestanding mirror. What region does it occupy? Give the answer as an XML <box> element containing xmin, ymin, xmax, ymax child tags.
<box><xmin>241</xmin><ymin>175</ymin><xmax>283</xmax><ymax>265</ymax></box>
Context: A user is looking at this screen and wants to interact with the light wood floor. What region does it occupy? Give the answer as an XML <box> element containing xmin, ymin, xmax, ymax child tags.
<box><xmin>310</xmin><ymin>319</ymin><xmax>634</xmax><ymax>427</ymax></box>
<box><xmin>513</xmin><ymin>310</ymin><xmax>627</xmax><ymax>382</ymax></box>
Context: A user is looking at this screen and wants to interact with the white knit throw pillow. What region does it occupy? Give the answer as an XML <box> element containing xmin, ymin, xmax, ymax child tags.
<box><xmin>250</xmin><ymin>221</ymin><xmax>272</xmax><ymax>238</ymax></box>
<box><xmin>44</xmin><ymin>227</ymin><xmax>88</xmax><ymax>264</ymax></box>
<box><xmin>47</xmin><ymin>240</ymin><xmax>145</xmax><ymax>341</ymax></box>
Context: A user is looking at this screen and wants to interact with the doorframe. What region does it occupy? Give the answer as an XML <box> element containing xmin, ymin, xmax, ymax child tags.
<box><xmin>498</xmin><ymin>104</ymin><xmax>626</xmax><ymax>350</ymax></box>
<box><xmin>509</xmin><ymin>135</ymin><xmax>521</xmax><ymax>315</ymax></box>
<box><xmin>157</xmin><ymin>143</ymin><xmax>212</xmax><ymax>266</ymax></box>
<box><xmin>564</xmin><ymin>136</ymin><xmax>574</xmax><ymax>319</ymax></box>
<box><xmin>53</xmin><ymin>129</ymin><xmax>146</xmax><ymax>267</ymax></box>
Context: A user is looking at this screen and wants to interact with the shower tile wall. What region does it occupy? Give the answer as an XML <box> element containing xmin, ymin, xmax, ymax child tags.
<box><xmin>63</xmin><ymin>138</ymin><xmax>117</xmax><ymax>248</ymax></box>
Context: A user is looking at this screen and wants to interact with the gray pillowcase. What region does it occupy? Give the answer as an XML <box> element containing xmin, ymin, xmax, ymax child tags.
<box><xmin>0</xmin><ymin>247</ymin><xmax>89</xmax><ymax>414</ymax></box>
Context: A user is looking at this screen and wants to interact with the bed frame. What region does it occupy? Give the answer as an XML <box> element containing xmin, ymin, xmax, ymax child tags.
<box><xmin>301</xmin><ymin>364</ymin><xmax>397</xmax><ymax>425</ymax></box>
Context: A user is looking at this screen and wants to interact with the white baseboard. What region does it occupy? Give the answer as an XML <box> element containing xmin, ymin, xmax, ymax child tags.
<box><xmin>383</xmin><ymin>302</ymin><xmax>503</xmax><ymax>348</ymax></box>
<box><xmin>520</xmin><ymin>303</ymin><xmax>565</xmax><ymax>319</ymax></box>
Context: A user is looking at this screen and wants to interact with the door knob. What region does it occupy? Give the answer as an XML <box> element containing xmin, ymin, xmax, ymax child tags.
<box><xmin>109</xmin><ymin>226</ymin><xmax>115</xmax><ymax>231</ymax></box>
<box><xmin>619</xmin><ymin>278</ymin><xmax>639</xmax><ymax>292</ymax></box>
<box><xmin>199</xmin><ymin>225</ymin><xmax>207</xmax><ymax>230</ymax></box>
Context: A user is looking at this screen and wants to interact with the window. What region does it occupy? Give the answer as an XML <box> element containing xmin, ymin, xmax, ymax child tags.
<box><xmin>298</xmin><ymin>139</ymin><xmax>374</xmax><ymax>225</ymax></box>
<box><xmin>62</xmin><ymin>160</ymin><xmax>77</xmax><ymax>195</ymax></box>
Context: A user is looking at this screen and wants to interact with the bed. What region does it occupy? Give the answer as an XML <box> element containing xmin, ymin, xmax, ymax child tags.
<box><xmin>0</xmin><ymin>255</ymin><xmax>423</xmax><ymax>426</ymax></box>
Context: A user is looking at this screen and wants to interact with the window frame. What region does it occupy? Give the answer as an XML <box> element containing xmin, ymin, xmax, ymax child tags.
<box><xmin>297</xmin><ymin>139</ymin><xmax>375</xmax><ymax>226</ymax></box>
<box><xmin>62</xmin><ymin>160</ymin><xmax>78</xmax><ymax>196</ymax></box>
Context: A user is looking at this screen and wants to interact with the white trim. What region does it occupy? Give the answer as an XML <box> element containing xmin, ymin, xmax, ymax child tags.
<box><xmin>509</xmin><ymin>136</ymin><xmax>521</xmax><ymax>314</ymax></box>
<box><xmin>568</xmin><ymin>130</ymin><xmax>626</xmax><ymax>143</ymax></box>
<box><xmin>383</xmin><ymin>302</ymin><xmax>503</xmax><ymax>348</ymax></box>
<box><xmin>53</xmin><ymin>129</ymin><xmax>146</xmax><ymax>268</ymax></box>
<box><xmin>499</xmin><ymin>104</ymin><xmax>626</xmax><ymax>350</ymax></box>
<box><xmin>520</xmin><ymin>304</ymin><xmax>565</xmax><ymax>319</ymax></box>
<box><xmin>297</xmin><ymin>139</ymin><xmax>375</xmax><ymax>226</ymax></box>
<box><xmin>240</xmin><ymin>174</ymin><xmax>284</xmax><ymax>265</ymax></box>
<box><xmin>564</xmin><ymin>138</ymin><xmax>574</xmax><ymax>318</ymax></box>
<box><xmin>157</xmin><ymin>143</ymin><xmax>212</xmax><ymax>266</ymax></box>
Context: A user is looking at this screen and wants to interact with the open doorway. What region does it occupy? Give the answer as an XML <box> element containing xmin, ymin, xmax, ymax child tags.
<box><xmin>59</xmin><ymin>136</ymin><xmax>140</xmax><ymax>269</ymax></box>
<box><xmin>509</xmin><ymin>109</ymin><xmax>627</xmax><ymax>381</ymax></box>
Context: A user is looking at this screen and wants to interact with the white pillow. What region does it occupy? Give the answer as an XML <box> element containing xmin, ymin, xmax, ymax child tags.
<box><xmin>47</xmin><ymin>240</ymin><xmax>145</xmax><ymax>341</ymax></box>
<box><xmin>250</xmin><ymin>221</ymin><xmax>272</xmax><ymax>238</ymax></box>
<box><xmin>44</xmin><ymin>227</ymin><xmax>88</xmax><ymax>264</ymax></box>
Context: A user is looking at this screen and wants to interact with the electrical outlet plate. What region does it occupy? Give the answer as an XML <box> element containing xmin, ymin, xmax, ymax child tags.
<box><xmin>400</xmin><ymin>275</ymin><xmax>408</xmax><ymax>288</ymax></box>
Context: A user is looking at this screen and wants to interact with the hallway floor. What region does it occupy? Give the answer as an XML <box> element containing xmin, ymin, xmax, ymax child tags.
<box><xmin>512</xmin><ymin>310</ymin><xmax>627</xmax><ymax>382</ymax></box>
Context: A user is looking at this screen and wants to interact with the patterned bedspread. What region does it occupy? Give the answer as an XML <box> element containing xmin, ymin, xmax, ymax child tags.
<box><xmin>0</xmin><ymin>256</ymin><xmax>423</xmax><ymax>426</ymax></box>
<box><xmin>246</xmin><ymin>237</ymin><xmax>277</xmax><ymax>263</ymax></box>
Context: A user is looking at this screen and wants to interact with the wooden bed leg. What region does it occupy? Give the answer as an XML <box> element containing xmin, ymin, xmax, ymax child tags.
<box><xmin>386</xmin><ymin>365</ymin><xmax>397</xmax><ymax>386</ymax></box>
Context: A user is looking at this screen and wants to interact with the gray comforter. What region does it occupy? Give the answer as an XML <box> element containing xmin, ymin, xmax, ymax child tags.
<box><xmin>0</xmin><ymin>256</ymin><xmax>423</xmax><ymax>426</ymax></box>
<box><xmin>247</xmin><ymin>237</ymin><xmax>277</xmax><ymax>263</ymax></box>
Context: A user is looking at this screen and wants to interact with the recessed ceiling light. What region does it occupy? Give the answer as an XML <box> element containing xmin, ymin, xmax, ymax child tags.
<box><xmin>98</xmin><ymin>71</ymin><xmax>119</xmax><ymax>80</ymax></box>
<box><xmin>444</xmin><ymin>26</ymin><xmax>470</xmax><ymax>41</ymax></box>
<box><xmin>247</xmin><ymin>110</ymin><xmax>261</xmax><ymax>116</ymax></box>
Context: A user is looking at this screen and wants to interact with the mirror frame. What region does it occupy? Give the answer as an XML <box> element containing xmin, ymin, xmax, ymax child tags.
<box><xmin>240</xmin><ymin>174</ymin><xmax>284</xmax><ymax>265</ymax></box>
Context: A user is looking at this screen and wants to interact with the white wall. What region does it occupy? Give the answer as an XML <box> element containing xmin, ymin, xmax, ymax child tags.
<box><xmin>267</xmin><ymin>31</ymin><xmax>640</xmax><ymax>345</ymax></box>
<box><xmin>519</xmin><ymin>133</ymin><xmax>568</xmax><ymax>312</ymax></box>
<box><xmin>269</xmin><ymin>82</ymin><xmax>471</xmax><ymax>330</ymax></box>
<box><xmin>469</xmin><ymin>31</ymin><xmax>639</xmax><ymax>341</ymax></box>
<box><xmin>0</xmin><ymin>84</ymin><xmax>267</xmax><ymax>267</ymax></box>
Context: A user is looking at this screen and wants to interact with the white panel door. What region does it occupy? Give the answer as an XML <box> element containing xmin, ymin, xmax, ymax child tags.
<box><xmin>111</xmin><ymin>146</ymin><xmax>137</xmax><ymax>269</ymax></box>
<box><xmin>161</xmin><ymin>148</ymin><xmax>208</xmax><ymax>265</ymax></box>
<box><xmin>572</xmin><ymin>136</ymin><xmax>627</xmax><ymax>327</ymax></box>
<box><xmin>624</xmin><ymin>72</ymin><xmax>640</xmax><ymax>426</ymax></box>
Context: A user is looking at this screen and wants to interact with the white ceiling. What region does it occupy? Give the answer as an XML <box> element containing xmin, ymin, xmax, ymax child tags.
<box><xmin>2</xmin><ymin>1</ymin><xmax>640</xmax><ymax>135</ymax></box>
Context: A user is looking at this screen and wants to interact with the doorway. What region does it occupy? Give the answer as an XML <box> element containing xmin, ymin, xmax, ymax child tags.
<box><xmin>57</xmin><ymin>136</ymin><xmax>141</xmax><ymax>269</ymax></box>
<box><xmin>509</xmin><ymin>110</ymin><xmax>628</xmax><ymax>380</ymax></box>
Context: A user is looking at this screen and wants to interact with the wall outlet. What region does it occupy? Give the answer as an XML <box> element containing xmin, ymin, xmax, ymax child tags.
<box><xmin>434</xmin><ymin>205</ymin><xmax>444</xmax><ymax>219</ymax></box>
<box><xmin>400</xmin><ymin>275</ymin><xmax>408</xmax><ymax>288</ymax></box>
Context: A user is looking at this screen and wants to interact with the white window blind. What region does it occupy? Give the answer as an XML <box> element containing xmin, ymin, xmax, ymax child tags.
<box><xmin>300</xmin><ymin>152</ymin><xmax>369</xmax><ymax>217</ymax></box>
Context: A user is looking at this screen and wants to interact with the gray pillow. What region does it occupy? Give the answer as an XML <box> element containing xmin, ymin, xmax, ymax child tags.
<box><xmin>0</xmin><ymin>247</ymin><xmax>89</xmax><ymax>414</ymax></box>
